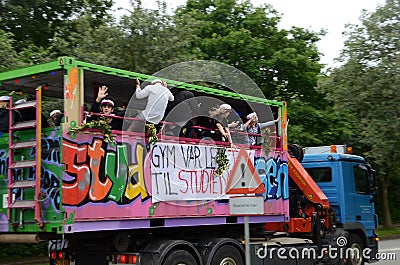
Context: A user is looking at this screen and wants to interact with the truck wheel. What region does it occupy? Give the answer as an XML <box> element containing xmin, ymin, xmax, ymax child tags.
<box><xmin>162</xmin><ymin>249</ymin><xmax>198</xmax><ymax>265</ymax></box>
<box><xmin>210</xmin><ymin>245</ymin><xmax>243</xmax><ymax>265</ymax></box>
<box><xmin>288</xmin><ymin>144</ymin><xmax>304</xmax><ymax>162</ymax></box>
<box><xmin>346</xmin><ymin>234</ymin><xmax>364</xmax><ymax>265</ymax></box>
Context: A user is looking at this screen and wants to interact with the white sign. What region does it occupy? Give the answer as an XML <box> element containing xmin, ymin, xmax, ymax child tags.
<box><xmin>150</xmin><ymin>143</ymin><xmax>255</xmax><ymax>202</ymax></box>
<box><xmin>2</xmin><ymin>194</ymin><xmax>15</xmax><ymax>208</ymax></box>
<box><xmin>229</xmin><ymin>196</ymin><xmax>265</xmax><ymax>215</ymax></box>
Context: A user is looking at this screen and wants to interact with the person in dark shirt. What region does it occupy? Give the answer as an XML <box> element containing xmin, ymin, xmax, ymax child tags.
<box><xmin>0</xmin><ymin>96</ymin><xmax>10</xmax><ymax>133</ymax></box>
<box><xmin>15</xmin><ymin>99</ymin><xmax>48</xmax><ymax>128</ymax></box>
<box><xmin>49</xmin><ymin>109</ymin><xmax>64</xmax><ymax>126</ymax></box>
<box><xmin>197</xmin><ymin>106</ymin><xmax>223</xmax><ymax>141</ymax></box>
<box><xmin>165</xmin><ymin>88</ymin><xmax>199</xmax><ymax>137</ymax></box>
<box><xmin>87</xmin><ymin>86</ymin><xmax>123</xmax><ymax>131</ymax></box>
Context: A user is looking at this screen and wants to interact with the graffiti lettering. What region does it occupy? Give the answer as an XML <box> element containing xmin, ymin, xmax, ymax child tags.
<box><xmin>62</xmin><ymin>139</ymin><xmax>148</xmax><ymax>206</ymax></box>
<box><xmin>41</xmin><ymin>167</ymin><xmax>61</xmax><ymax>212</ymax></box>
<box><xmin>125</xmin><ymin>144</ymin><xmax>148</xmax><ymax>200</ymax></box>
<box><xmin>41</xmin><ymin>138</ymin><xmax>61</xmax><ymax>164</ymax></box>
<box><xmin>62</xmin><ymin>141</ymin><xmax>90</xmax><ymax>205</ymax></box>
<box><xmin>255</xmin><ymin>156</ymin><xmax>289</xmax><ymax>200</ymax></box>
<box><xmin>0</xmin><ymin>150</ymin><xmax>8</xmax><ymax>176</ymax></box>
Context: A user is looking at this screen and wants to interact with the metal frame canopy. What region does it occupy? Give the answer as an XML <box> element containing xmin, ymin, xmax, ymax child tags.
<box><xmin>0</xmin><ymin>56</ymin><xmax>284</xmax><ymax>108</ymax></box>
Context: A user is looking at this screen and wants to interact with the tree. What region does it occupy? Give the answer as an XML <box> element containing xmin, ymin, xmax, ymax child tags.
<box><xmin>117</xmin><ymin>0</ymin><xmax>202</xmax><ymax>73</ymax></box>
<box><xmin>0</xmin><ymin>0</ymin><xmax>113</xmax><ymax>51</ymax></box>
<box><xmin>320</xmin><ymin>0</ymin><xmax>400</xmax><ymax>227</ymax></box>
<box><xmin>0</xmin><ymin>30</ymin><xmax>23</xmax><ymax>72</ymax></box>
<box><xmin>51</xmin><ymin>14</ymin><xmax>126</xmax><ymax>68</ymax></box>
<box><xmin>175</xmin><ymin>0</ymin><xmax>325</xmax><ymax>104</ymax></box>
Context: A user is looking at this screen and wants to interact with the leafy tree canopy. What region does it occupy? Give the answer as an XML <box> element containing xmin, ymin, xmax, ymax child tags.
<box><xmin>176</xmin><ymin>0</ymin><xmax>325</xmax><ymax>104</ymax></box>
<box><xmin>320</xmin><ymin>0</ymin><xmax>400</xmax><ymax>226</ymax></box>
<box><xmin>0</xmin><ymin>0</ymin><xmax>113</xmax><ymax>51</ymax></box>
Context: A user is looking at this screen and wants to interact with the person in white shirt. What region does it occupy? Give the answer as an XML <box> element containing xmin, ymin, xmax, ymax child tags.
<box><xmin>128</xmin><ymin>79</ymin><xmax>174</xmax><ymax>132</ymax></box>
<box><xmin>242</xmin><ymin>112</ymin><xmax>279</xmax><ymax>145</ymax></box>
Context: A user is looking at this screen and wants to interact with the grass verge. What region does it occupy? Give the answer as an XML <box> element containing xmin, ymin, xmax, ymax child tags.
<box><xmin>376</xmin><ymin>227</ymin><xmax>400</xmax><ymax>237</ymax></box>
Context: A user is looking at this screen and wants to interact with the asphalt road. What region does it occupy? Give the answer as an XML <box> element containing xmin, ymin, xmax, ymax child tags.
<box><xmin>1</xmin><ymin>238</ymin><xmax>399</xmax><ymax>265</ymax></box>
<box><xmin>375</xmin><ymin>238</ymin><xmax>400</xmax><ymax>265</ymax></box>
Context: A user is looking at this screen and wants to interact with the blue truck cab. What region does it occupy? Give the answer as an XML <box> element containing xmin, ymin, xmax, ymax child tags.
<box><xmin>301</xmin><ymin>149</ymin><xmax>379</xmax><ymax>263</ymax></box>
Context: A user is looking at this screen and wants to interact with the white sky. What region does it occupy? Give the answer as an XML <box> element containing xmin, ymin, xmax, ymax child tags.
<box><xmin>114</xmin><ymin>0</ymin><xmax>386</xmax><ymax>68</ymax></box>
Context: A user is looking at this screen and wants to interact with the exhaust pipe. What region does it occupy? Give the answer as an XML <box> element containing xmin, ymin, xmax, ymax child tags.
<box><xmin>0</xmin><ymin>234</ymin><xmax>41</xmax><ymax>243</ymax></box>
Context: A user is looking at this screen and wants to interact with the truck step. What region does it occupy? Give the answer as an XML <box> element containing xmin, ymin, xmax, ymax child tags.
<box><xmin>10</xmin><ymin>140</ymin><xmax>36</xmax><ymax>149</ymax></box>
<box><xmin>9</xmin><ymin>180</ymin><xmax>36</xmax><ymax>188</ymax></box>
<box><xmin>9</xmin><ymin>160</ymin><xmax>36</xmax><ymax>169</ymax></box>
<box><xmin>12</xmin><ymin>101</ymin><xmax>36</xmax><ymax>110</ymax></box>
<box><xmin>11</xmin><ymin>200</ymin><xmax>36</xmax><ymax>209</ymax></box>
<box><xmin>11</xmin><ymin>120</ymin><xmax>36</xmax><ymax>130</ymax></box>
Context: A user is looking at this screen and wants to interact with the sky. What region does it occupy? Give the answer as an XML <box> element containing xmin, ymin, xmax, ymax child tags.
<box><xmin>114</xmin><ymin>0</ymin><xmax>386</xmax><ymax>68</ymax></box>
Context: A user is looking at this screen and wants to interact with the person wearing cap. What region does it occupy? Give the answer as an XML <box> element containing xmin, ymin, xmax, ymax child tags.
<box><xmin>242</xmin><ymin>112</ymin><xmax>279</xmax><ymax>145</ymax></box>
<box><xmin>197</xmin><ymin>106</ymin><xmax>224</xmax><ymax>141</ymax></box>
<box><xmin>128</xmin><ymin>79</ymin><xmax>174</xmax><ymax>132</ymax></box>
<box><xmin>50</xmin><ymin>109</ymin><xmax>64</xmax><ymax>126</ymax></box>
<box><xmin>214</xmin><ymin>104</ymin><xmax>236</xmax><ymax>147</ymax></box>
<box><xmin>14</xmin><ymin>98</ymin><xmax>49</xmax><ymax>128</ymax></box>
<box><xmin>0</xmin><ymin>96</ymin><xmax>10</xmax><ymax>133</ymax></box>
<box><xmin>88</xmin><ymin>85</ymin><xmax>123</xmax><ymax>130</ymax></box>
<box><xmin>0</xmin><ymin>96</ymin><xmax>24</xmax><ymax>132</ymax></box>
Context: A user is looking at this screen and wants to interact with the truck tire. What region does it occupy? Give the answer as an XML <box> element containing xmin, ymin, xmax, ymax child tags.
<box><xmin>162</xmin><ymin>249</ymin><xmax>198</xmax><ymax>265</ymax></box>
<box><xmin>288</xmin><ymin>144</ymin><xmax>304</xmax><ymax>162</ymax></box>
<box><xmin>210</xmin><ymin>245</ymin><xmax>243</xmax><ymax>265</ymax></box>
<box><xmin>346</xmin><ymin>234</ymin><xmax>364</xmax><ymax>265</ymax></box>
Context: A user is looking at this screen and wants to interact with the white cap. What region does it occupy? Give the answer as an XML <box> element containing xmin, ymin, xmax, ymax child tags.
<box><xmin>219</xmin><ymin>104</ymin><xmax>232</xmax><ymax>111</ymax></box>
<box><xmin>100</xmin><ymin>99</ymin><xmax>114</xmax><ymax>107</ymax></box>
<box><xmin>151</xmin><ymin>79</ymin><xmax>163</xmax><ymax>85</ymax></box>
<box><xmin>50</xmin><ymin>110</ymin><xmax>61</xmax><ymax>117</ymax></box>
<box><xmin>246</xmin><ymin>112</ymin><xmax>257</xmax><ymax>119</ymax></box>
<box><xmin>15</xmin><ymin>99</ymin><xmax>27</xmax><ymax>104</ymax></box>
<box><xmin>0</xmin><ymin>96</ymin><xmax>10</xmax><ymax>101</ymax></box>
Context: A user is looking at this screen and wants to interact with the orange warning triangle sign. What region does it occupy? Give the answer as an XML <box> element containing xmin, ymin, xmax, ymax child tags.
<box><xmin>226</xmin><ymin>148</ymin><xmax>266</xmax><ymax>194</ymax></box>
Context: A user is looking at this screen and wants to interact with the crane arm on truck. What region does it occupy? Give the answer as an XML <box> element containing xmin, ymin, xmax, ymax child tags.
<box><xmin>288</xmin><ymin>155</ymin><xmax>330</xmax><ymax>212</ymax></box>
<box><xmin>286</xmin><ymin>155</ymin><xmax>334</xmax><ymax>234</ymax></box>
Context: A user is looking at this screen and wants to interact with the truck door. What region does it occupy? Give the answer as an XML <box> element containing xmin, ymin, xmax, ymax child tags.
<box><xmin>352</xmin><ymin>164</ymin><xmax>375</xmax><ymax>233</ymax></box>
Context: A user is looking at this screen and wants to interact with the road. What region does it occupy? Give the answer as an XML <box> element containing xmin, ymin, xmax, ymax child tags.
<box><xmin>375</xmin><ymin>238</ymin><xmax>400</xmax><ymax>265</ymax></box>
<box><xmin>0</xmin><ymin>238</ymin><xmax>398</xmax><ymax>265</ymax></box>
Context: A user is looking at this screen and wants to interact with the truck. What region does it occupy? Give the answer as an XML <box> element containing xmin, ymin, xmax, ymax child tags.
<box><xmin>0</xmin><ymin>57</ymin><xmax>378</xmax><ymax>265</ymax></box>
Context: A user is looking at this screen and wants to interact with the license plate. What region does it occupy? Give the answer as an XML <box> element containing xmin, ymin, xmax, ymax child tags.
<box><xmin>56</xmin><ymin>260</ymin><xmax>70</xmax><ymax>265</ymax></box>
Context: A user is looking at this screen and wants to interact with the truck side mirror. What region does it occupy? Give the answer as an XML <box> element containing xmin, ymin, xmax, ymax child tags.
<box><xmin>370</xmin><ymin>186</ymin><xmax>378</xmax><ymax>203</ymax></box>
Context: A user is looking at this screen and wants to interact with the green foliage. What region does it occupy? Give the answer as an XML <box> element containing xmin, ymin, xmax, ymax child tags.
<box><xmin>176</xmin><ymin>0</ymin><xmax>324</xmax><ymax>103</ymax></box>
<box><xmin>215</xmin><ymin>148</ymin><xmax>229</xmax><ymax>177</ymax></box>
<box><xmin>51</xmin><ymin>15</ymin><xmax>126</xmax><ymax>68</ymax></box>
<box><xmin>0</xmin><ymin>30</ymin><xmax>25</xmax><ymax>72</ymax></box>
<box><xmin>0</xmin><ymin>242</ymin><xmax>47</xmax><ymax>259</ymax></box>
<box><xmin>262</xmin><ymin>127</ymin><xmax>271</xmax><ymax>156</ymax></box>
<box><xmin>69</xmin><ymin>116</ymin><xmax>115</xmax><ymax>143</ymax></box>
<box><xmin>320</xmin><ymin>0</ymin><xmax>400</xmax><ymax>227</ymax></box>
<box><xmin>287</xmin><ymin>100</ymin><xmax>356</xmax><ymax>147</ymax></box>
<box><xmin>0</xmin><ymin>0</ymin><xmax>113</xmax><ymax>51</ymax></box>
<box><xmin>146</xmin><ymin>123</ymin><xmax>158</xmax><ymax>145</ymax></box>
<box><xmin>118</xmin><ymin>1</ymin><xmax>202</xmax><ymax>73</ymax></box>
<box><xmin>376</xmin><ymin>227</ymin><xmax>400</xmax><ymax>237</ymax></box>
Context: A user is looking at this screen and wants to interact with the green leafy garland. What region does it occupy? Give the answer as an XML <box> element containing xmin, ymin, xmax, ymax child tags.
<box><xmin>146</xmin><ymin>123</ymin><xmax>158</xmax><ymax>145</ymax></box>
<box><xmin>262</xmin><ymin>127</ymin><xmax>271</xmax><ymax>157</ymax></box>
<box><xmin>215</xmin><ymin>148</ymin><xmax>230</xmax><ymax>177</ymax></box>
<box><xmin>69</xmin><ymin>116</ymin><xmax>115</xmax><ymax>143</ymax></box>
